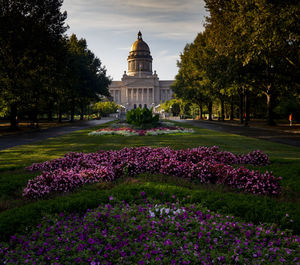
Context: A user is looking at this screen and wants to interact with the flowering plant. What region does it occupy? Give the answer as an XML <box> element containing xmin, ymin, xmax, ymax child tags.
<box><xmin>23</xmin><ymin>146</ymin><xmax>279</xmax><ymax>199</ymax></box>
<box><xmin>88</xmin><ymin>126</ymin><xmax>194</xmax><ymax>136</ymax></box>
<box><xmin>1</xmin><ymin>197</ymin><xmax>299</xmax><ymax>264</ymax></box>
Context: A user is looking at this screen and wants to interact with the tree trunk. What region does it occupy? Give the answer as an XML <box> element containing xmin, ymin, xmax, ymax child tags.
<box><xmin>58</xmin><ymin>111</ymin><xmax>62</xmax><ymax>123</ymax></box>
<box><xmin>239</xmin><ymin>91</ymin><xmax>244</xmax><ymax>124</ymax></box>
<box><xmin>208</xmin><ymin>101</ymin><xmax>213</xmax><ymax>121</ymax></box>
<box><xmin>230</xmin><ymin>96</ymin><xmax>234</xmax><ymax>121</ymax></box>
<box><xmin>70</xmin><ymin>101</ymin><xmax>75</xmax><ymax>122</ymax></box>
<box><xmin>57</xmin><ymin>102</ymin><xmax>62</xmax><ymax>123</ymax></box>
<box><xmin>80</xmin><ymin>104</ymin><xmax>84</xmax><ymax>121</ymax></box>
<box><xmin>200</xmin><ymin>105</ymin><xmax>203</xmax><ymax>120</ymax></box>
<box><xmin>220</xmin><ymin>98</ymin><xmax>225</xmax><ymax>122</ymax></box>
<box><xmin>244</xmin><ymin>91</ymin><xmax>249</xmax><ymax>126</ymax></box>
<box><xmin>32</xmin><ymin>106</ymin><xmax>39</xmax><ymax>128</ymax></box>
<box><xmin>47</xmin><ymin>102</ymin><xmax>53</xmax><ymax>121</ymax></box>
<box><xmin>9</xmin><ymin>103</ymin><xmax>18</xmax><ymax>130</ymax></box>
<box><xmin>266</xmin><ymin>92</ymin><xmax>275</xmax><ymax>125</ymax></box>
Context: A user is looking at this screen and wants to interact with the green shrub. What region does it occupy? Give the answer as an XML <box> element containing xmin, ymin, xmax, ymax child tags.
<box><xmin>126</xmin><ymin>107</ymin><xmax>159</xmax><ymax>127</ymax></box>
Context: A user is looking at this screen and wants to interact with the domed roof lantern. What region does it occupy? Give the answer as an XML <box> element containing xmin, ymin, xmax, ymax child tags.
<box><xmin>138</xmin><ymin>30</ymin><xmax>142</xmax><ymax>39</ymax></box>
<box><xmin>130</xmin><ymin>31</ymin><xmax>150</xmax><ymax>52</ymax></box>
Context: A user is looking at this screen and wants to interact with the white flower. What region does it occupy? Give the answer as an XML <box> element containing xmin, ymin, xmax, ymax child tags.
<box><xmin>149</xmin><ymin>210</ymin><xmax>155</xmax><ymax>218</ymax></box>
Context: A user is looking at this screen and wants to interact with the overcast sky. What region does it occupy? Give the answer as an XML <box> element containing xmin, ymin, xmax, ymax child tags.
<box><xmin>62</xmin><ymin>0</ymin><xmax>207</xmax><ymax>81</ymax></box>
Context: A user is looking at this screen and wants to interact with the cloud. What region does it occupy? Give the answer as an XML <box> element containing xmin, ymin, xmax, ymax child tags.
<box><xmin>117</xmin><ymin>47</ymin><xmax>132</xmax><ymax>51</ymax></box>
<box><xmin>61</xmin><ymin>0</ymin><xmax>207</xmax><ymax>79</ymax></box>
<box><xmin>63</xmin><ymin>0</ymin><xmax>207</xmax><ymax>40</ymax></box>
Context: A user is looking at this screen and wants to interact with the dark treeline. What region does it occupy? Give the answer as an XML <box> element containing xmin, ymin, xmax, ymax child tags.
<box><xmin>0</xmin><ymin>0</ymin><xmax>111</xmax><ymax>129</ymax></box>
<box><xmin>172</xmin><ymin>0</ymin><xmax>300</xmax><ymax>125</ymax></box>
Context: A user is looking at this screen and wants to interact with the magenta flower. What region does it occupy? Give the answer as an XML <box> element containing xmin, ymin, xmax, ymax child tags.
<box><xmin>24</xmin><ymin>146</ymin><xmax>279</xmax><ymax>199</ymax></box>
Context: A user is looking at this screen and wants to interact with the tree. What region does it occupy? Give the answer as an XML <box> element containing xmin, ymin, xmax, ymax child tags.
<box><xmin>92</xmin><ymin>101</ymin><xmax>119</xmax><ymax>118</ymax></box>
<box><xmin>173</xmin><ymin>31</ymin><xmax>239</xmax><ymax>121</ymax></box>
<box><xmin>205</xmin><ymin>0</ymin><xmax>300</xmax><ymax>125</ymax></box>
<box><xmin>158</xmin><ymin>99</ymin><xmax>188</xmax><ymax>117</ymax></box>
<box><xmin>65</xmin><ymin>34</ymin><xmax>111</xmax><ymax>122</ymax></box>
<box><xmin>0</xmin><ymin>0</ymin><xmax>67</xmax><ymax>129</ymax></box>
<box><xmin>172</xmin><ymin>33</ymin><xmax>215</xmax><ymax>120</ymax></box>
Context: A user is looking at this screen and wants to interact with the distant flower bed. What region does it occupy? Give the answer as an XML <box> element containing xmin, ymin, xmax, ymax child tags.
<box><xmin>1</xmin><ymin>197</ymin><xmax>299</xmax><ymax>264</ymax></box>
<box><xmin>88</xmin><ymin>126</ymin><xmax>194</xmax><ymax>136</ymax></box>
<box><xmin>23</xmin><ymin>146</ymin><xmax>280</xmax><ymax>199</ymax></box>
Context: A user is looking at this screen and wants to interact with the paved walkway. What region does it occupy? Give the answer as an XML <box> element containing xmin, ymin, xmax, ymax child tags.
<box><xmin>177</xmin><ymin>120</ymin><xmax>300</xmax><ymax>147</ymax></box>
<box><xmin>0</xmin><ymin>118</ymin><xmax>114</xmax><ymax>151</ymax></box>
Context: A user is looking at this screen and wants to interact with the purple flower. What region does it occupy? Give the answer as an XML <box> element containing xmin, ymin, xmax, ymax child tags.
<box><xmin>23</xmin><ymin>146</ymin><xmax>279</xmax><ymax>199</ymax></box>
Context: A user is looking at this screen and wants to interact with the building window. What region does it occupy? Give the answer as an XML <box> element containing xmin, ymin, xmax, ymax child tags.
<box><xmin>134</xmin><ymin>104</ymin><xmax>137</xmax><ymax>109</ymax></box>
<box><xmin>139</xmin><ymin>104</ymin><xmax>142</xmax><ymax>108</ymax></box>
<box><xmin>144</xmin><ymin>104</ymin><xmax>147</xmax><ymax>108</ymax></box>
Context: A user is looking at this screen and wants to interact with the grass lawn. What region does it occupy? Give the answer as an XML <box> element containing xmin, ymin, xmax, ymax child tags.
<box><xmin>1</xmin><ymin>120</ymin><xmax>300</xmax><ymax>263</ymax></box>
<box><xmin>0</xmin><ymin>120</ymin><xmax>299</xmax><ymax>234</ymax></box>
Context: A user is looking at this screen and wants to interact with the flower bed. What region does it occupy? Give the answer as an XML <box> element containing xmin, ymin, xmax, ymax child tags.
<box><xmin>1</xmin><ymin>197</ymin><xmax>299</xmax><ymax>264</ymax></box>
<box><xmin>23</xmin><ymin>146</ymin><xmax>280</xmax><ymax>199</ymax></box>
<box><xmin>88</xmin><ymin>126</ymin><xmax>194</xmax><ymax>136</ymax></box>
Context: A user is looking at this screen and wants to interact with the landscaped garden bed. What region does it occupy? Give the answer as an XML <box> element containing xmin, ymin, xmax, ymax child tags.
<box><xmin>1</xmin><ymin>196</ymin><xmax>299</xmax><ymax>264</ymax></box>
<box><xmin>88</xmin><ymin>126</ymin><xmax>194</xmax><ymax>136</ymax></box>
<box><xmin>23</xmin><ymin>146</ymin><xmax>280</xmax><ymax>199</ymax></box>
<box><xmin>88</xmin><ymin>113</ymin><xmax>194</xmax><ymax>136</ymax></box>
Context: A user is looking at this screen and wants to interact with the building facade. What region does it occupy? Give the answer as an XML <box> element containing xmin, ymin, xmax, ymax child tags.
<box><xmin>109</xmin><ymin>31</ymin><xmax>174</xmax><ymax>110</ymax></box>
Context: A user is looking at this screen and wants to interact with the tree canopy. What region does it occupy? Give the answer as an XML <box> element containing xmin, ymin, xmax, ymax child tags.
<box><xmin>0</xmin><ymin>0</ymin><xmax>111</xmax><ymax>128</ymax></box>
<box><xmin>173</xmin><ymin>0</ymin><xmax>300</xmax><ymax>124</ymax></box>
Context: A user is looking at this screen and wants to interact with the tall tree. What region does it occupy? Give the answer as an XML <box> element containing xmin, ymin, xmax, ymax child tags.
<box><xmin>65</xmin><ymin>34</ymin><xmax>111</xmax><ymax>121</ymax></box>
<box><xmin>172</xmin><ymin>33</ymin><xmax>214</xmax><ymax>120</ymax></box>
<box><xmin>0</xmin><ymin>0</ymin><xmax>67</xmax><ymax>128</ymax></box>
<box><xmin>205</xmin><ymin>0</ymin><xmax>300</xmax><ymax>125</ymax></box>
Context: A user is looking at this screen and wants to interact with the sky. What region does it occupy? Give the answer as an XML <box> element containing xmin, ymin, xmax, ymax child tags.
<box><xmin>61</xmin><ymin>0</ymin><xmax>208</xmax><ymax>81</ymax></box>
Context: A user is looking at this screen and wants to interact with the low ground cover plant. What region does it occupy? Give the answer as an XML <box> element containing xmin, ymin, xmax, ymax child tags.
<box><xmin>23</xmin><ymin>146</ymin><xmax>280</xmax><ymax>199</ymax></box>
<box><xmin>1</xmin><ymin>196</ymin><xmax>299</xmax><ymax>264</ymax></box>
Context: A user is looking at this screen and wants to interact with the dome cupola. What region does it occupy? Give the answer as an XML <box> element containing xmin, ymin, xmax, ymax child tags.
<box><xmin>127</xmin><ymin>31</ymin><xmax>153</xmax><ymax>76</ymax></box>
<box><xmin>130</xmin><ymin>31</ymin><xmax>150</xmax><ymax>52</ymax></box>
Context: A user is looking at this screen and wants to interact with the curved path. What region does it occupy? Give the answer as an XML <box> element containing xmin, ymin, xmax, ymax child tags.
<box><xmin>178</xmin><ymin>120</ymin><xmax>300</xmax><ymax>147</ymax></box>
<box><xmin>0</xmin><ymin>118</ymin><xmax>114</xmax><ymax>151</ymax></box>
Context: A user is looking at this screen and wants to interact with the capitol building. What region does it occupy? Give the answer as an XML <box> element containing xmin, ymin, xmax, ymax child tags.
<box><xmin>109</xmin><ymin>31</ymin><xmax>174</xmax><ymax>110</ymax></box>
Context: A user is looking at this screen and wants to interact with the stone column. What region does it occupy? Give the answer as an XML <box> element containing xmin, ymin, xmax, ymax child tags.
<box><xmin>149</xmin><ymin>88</ymin><xmax>152</xmax><ymax>103</ymax></box>
<box><xmin>139</xmin><ymin>88</ymin><xmax>142</xmax><ymax>103</ymax></box>
<box><xmin>152</xmin><ymin>87</ymin><xmax>154</xmax><ymax>105</ymax></box>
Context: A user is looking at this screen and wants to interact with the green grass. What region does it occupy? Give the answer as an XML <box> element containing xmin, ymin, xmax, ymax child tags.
<box><xmin>0</xmin><ymin>177</ymin><xmax>299</xmax><ymax>241</ymax></box>
<box><xmin>0</xmin><ymin>120</ymin><xmax>299</xmax><ymax>240</ymax></box>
